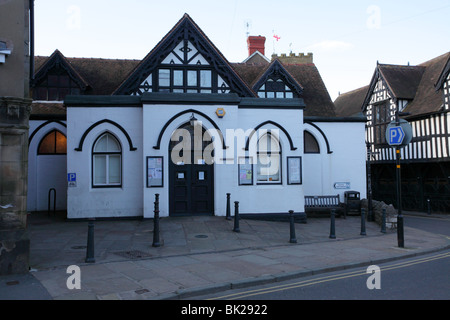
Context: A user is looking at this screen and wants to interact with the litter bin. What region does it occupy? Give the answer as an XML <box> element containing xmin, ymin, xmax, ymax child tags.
<box><xmin>344</xmin><ymin>191</ymin><xmax>361</xmax><ymax>216</ymax></box>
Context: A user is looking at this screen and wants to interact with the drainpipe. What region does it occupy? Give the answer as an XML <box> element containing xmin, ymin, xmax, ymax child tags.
<box><xmin>29</xmin><ymin>0</ymin><xmax>35</xmax><ymax>87</ymax></box>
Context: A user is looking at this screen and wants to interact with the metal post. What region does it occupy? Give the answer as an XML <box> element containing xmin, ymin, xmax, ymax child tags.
<box><xmin>427</xmin><ymin>198</ymin><xmax>431</xmax><ymax>215</ymax></box>
<box><xmin>289</xmin><ymin>210</ymin><xmax>297</xmax><ymax>243</ymax></box>
<box><xmin>329</xmin><ymin>209</ymin><xmax>336</xmax><ymax>239</ymax></box>
<box><xmin>152</xmin><ymin>193</ymin><xmax>160</xmax><ymax>247</ymax></box>
<box><xmin>381</xmin><ymin>208</ymin><xmax>387</xmax><ymax>234</ymax></box>
<box><xmin>367</xmin><ymin>145</ymin><xmax>374</xmax><ymax>222</ymax></box>
<box><xmin>233</xmin><ymin>201</ymin><xmax>240</xmax><ymax>233</ymax></box>
<box><xmin>85</xmin><ymin>218</ymin><xmax>95</xmax><ymax>263</ymax></box>
<box><xmin>396</xmin><ymin>147</ymin><xmax>404</xmax><ymax>248</ymax></box>
<box><xmin>360</xmin><ymin>208</ymin><xmax>366</xmax><ymax>236</ymax></box>
<box><xmin>226</xmin><ymin>193</ymin><xmax>231</xmax><ymax>220</ymax></box>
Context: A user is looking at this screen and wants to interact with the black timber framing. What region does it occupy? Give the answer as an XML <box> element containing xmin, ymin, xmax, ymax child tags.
<box><xmin>113</xmin><ymin>14</ymin><xmax>255</xmax><ymax>97</ymax></box>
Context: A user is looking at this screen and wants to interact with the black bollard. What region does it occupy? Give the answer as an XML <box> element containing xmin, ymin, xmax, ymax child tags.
<box><xmin>152</xmin><ymin>193</ymin><xmax>161</xmax><ymax>247</ymax></box>
<box><xmin>360</xmin><ymin>208</ymin><xmax>367</xmax><ymax>236</ymax></box>
<box><xmin>289</xmin><ymin>210</ymin><xmax>297</xmax><ymax>244</ymax></box>
<box><xmin>381</xmin><ymin>208</ymin><xmax>387</xmax><ymax>234</ymax></box>
<box><xmin>85</xmin><ymin>218</ymin><xmax>95</xmax><ymax>263</ymax></box>
<box><xmin>427</xmin><ymin>199</ymin><xmax>431</xmax><ymax>215</ymax></box>
<box><xmin>233</xmin><ymin>201</ymin><xmax>240</xmax><ymax>233</ymax></box>
<box><xmin>226</xmin><ymin>193</ymin><xmax>231</xmax><ymax>220</ymax></box>
<box><xmin>329</xmin><ymin>209</ymin><xmax>336</xmax><ymax>239</ymax></box>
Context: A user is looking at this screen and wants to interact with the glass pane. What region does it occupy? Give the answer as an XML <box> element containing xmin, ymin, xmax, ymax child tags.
<box><xmin>109</xmin><ymin>155</ymin><xmax>121</xmax><ymax>184</ymax></box>
<box><xmin>267</xmin><ymin>92</ymin><xmax>274</xmax><ymax>98</ymax></box>
<box><xmin>257</xmin><ymin>154</ymin><xmax>280</xmax><ymax>182</ymax></box>
<box><xmin>94</xmin><ymin>155</ymin><xmax>106</xmax><ymax>184</ymax></box>
<box><xmin>38</xmin><ymin>131</ymin><xmax>56</xmax><ymax>154</ymax></box>
<box><xmin>48</xmin><ymin>88</ymin><xmax>58</xmax><ymax>100</ymax></box>
<box><xmin>188</xmin><ymin>70</ymin><xmax>197</xmax><ymax>86</ymax></box>
<box><xmin>200</xmin><ymin>70</ymin><xmax>211</xmax><ymax>87</ymax></box>
<box><xmin>173</xmin><ymin>70</ymin><xmax>183</xmax><ymax>86</ymax></box>
<box><xmin>47</xmin><ymin>75</ymin><xmax>58</xmax><ymax>86</ymax></box>
<box><xmin>59</xmin><ymin>75</ymin><xmax>70</xmax><ymax>87</ymax></box>
<box><xmin>258</xmin><ymin>134</ymin><xmax>279</xmax><ymax>152</ymax></box>
<box><xmin>286</xmin><ymin>92</ymin><xmax>293</xmax><ymax>99</ymax></box>
<box><xmin>304</xmin><ymin>131</ymin><xmax>320</xmax><ymax>153</ymax></box>
<box><xmin>94</xmin><ymin>135</ymin><xmax>107</xmax><ymax>152</ymax></box>
<box><xmin>276</xmin><ymin>92</ymin><xmax>284</xmax><ymax>98</ymax></box>
<box><xmin>159</xmin><ymin>69</ymin><xmax>170</xmax><ymax>87</ymax></box>
<box><xmin>106</xmin><ymin>134</ymin><xmax>121</xmax><ymax>152</ymax></box>
<box><xmin>258</xmin><ymin>92</ymin><xmax>266</xmax><ymax>98</ymax></box>
<box><xmin>55</xmin><ymin>131</ymin><xmax>67</xmax><ymax>154</ymax></box>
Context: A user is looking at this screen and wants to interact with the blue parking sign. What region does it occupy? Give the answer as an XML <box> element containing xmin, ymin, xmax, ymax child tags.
<box><xmin>388</xmin><ymin>126</ymin><xmax>405</xmax><ymax>146</ymax></box>
<box><xmin>68</xmin><ymin>173</ymin><xmax>76</xmax><ymax>182</ymax></box>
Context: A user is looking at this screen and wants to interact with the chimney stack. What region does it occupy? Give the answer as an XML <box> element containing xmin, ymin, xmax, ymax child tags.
<box><xmin>247</xmin><ymin>36</ymin><xmax>266</xmax><ymax>56</ymax></box>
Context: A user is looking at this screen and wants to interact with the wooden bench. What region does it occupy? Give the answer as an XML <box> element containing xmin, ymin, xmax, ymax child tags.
<box><xmin>305</xmin><ymin>195</ymin><xmax>344</xmax><ymax>217</ymax></box>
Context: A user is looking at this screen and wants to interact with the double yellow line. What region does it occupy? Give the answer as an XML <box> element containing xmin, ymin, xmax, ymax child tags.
<box><xmin>208</xmin><ymin>251</ymin><xmax>450</xmax><ymax>300</ymax></box>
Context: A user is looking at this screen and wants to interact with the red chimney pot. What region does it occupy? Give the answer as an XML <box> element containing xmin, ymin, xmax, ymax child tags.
<box><xmin>247</xmin><ymin>36</ymin><xmax>266</xmax><ymax>56</ymax></box>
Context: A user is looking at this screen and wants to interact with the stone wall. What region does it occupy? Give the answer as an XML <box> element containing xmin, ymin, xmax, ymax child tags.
<box><xmin>0</xmin><ymin>98</ymin><xmax>32</xmax><ymax>274</ymax></box>
<box><xmin>361</xmin><ymin>198</ymin><xmax>398</xmax><ymax>229</ymax></box>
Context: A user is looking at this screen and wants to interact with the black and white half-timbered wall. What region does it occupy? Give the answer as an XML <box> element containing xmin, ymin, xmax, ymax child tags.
<box><xmin>335</xmin><ymin>52</ymin><xmax>450</xmax><ymax>213</ymax></box>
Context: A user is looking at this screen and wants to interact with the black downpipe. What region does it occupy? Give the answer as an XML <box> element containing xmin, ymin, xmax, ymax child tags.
<box><xmin>29</xmin><ymin>0</ymin><xmax>35</xmax><ymax>87</ymax></box>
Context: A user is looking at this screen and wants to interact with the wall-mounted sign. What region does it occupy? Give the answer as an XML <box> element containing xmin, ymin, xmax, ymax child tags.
<box><xmin>68</xmin><ymin>173</ymin><xmax>77</xmax><ymax>187</ymax></box>
<box><xmin>216</xmin><ymin>108</ymin><xmax>226</xmax><ymax>118</ymax></box>
<box><xmin>287</xmin><ymin>157</ymin><xmax>302</xmax><ymax>185</ymax></box>
<box><xmin>334</xmin><ymin>182</ymin><xmax>350</xmax><ymax>189</ymax></box>
<box><xmin>147</xmin><ymin>156</ymin><xmax>163</xmax><ymax>187</ymax></box>
<box><xmin>238</xmin><ymin>157</ymin><xmax>253</xmax><ymax>186</ymax></box>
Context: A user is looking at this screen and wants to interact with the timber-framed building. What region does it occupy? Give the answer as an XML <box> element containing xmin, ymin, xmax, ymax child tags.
<box><xmin>335</xmin><ymin>52</ymin><xmax>450</xmax><ymax>213</ymax></box>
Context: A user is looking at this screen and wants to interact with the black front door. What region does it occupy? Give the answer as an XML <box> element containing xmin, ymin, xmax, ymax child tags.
<box><xmin>169</xmin><ymin>122</ymin><xmax>214</xmax><ymax>216</ymax></box>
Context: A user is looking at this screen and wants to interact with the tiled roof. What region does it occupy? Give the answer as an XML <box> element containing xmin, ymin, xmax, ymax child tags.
<box><xmin>334</xmin><ymin>86</ymin><xmax>369</xmax><ymax>117</ymax></box>
<box><xmin>339</xmin><ymin>51</ymin><xmax>450</xmax><ymax>118</ymax></box>
<box><xmin>33</xmin><ymin>53</ymin><xmax>336</xmax><ymax>117</ymax></box>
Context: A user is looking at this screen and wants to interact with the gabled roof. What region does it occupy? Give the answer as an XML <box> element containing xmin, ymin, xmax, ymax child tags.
<box><xmin>361</xmin><ymin>52</ymin><xmax>450</xmax><ymax>116</ymax></box>
<box><xmin>113</xmin><ymin>13</ymin><xmax>255</xmax><ymax>97</ymax></box>
<box><xmin>404</xmin><ymin>52</ymin><xmax>450</xmax><ymax>115</ymax></box>
<box><xmin>33</xmin><ymin>49</ymin><xmax>90</xmax><ymax>91</ymax></box>
<box><xmin>378</xmin><ymin>64</ymin><xmax>425</xmax><ymax>100</ymax></box>
<box><xmin>435</xmin><ymin>53</ymin><xmax>450</xmax><ymax>90</ymax></box>
<box><xmin>232</xmin><ymin>61</ymin><xmax>336</xmax><ymax>117</ymax></box>
<box><xmin>252</xmin><ymin>59</ymin><xmax>304</xmax><ymax>95</ymax></box>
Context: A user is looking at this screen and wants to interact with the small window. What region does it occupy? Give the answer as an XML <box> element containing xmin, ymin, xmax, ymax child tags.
<box><xmin>257</xmin><ymin>133</ymin><xmax>281</xmax><ymax>184</ymax></box>
<box><xmin>38</xmin><ymin>130</ymin><xmax>67</xmax><ymax>155</ymax></box>
<box><xmin>304</xmin><ymin>131</ymin><xmax>320</xmax><ymax>154</ymax></box>
<box><xmin>92</xmin><ymin>133</ymin><xmax>122</xmax><ymax>187</ymax></box>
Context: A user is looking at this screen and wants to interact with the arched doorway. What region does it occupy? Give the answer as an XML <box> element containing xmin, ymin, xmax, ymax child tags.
<box><xmin>168</xmin><ymin>122</ymin><xmax>214</xmax><ymax>216</ymax></box>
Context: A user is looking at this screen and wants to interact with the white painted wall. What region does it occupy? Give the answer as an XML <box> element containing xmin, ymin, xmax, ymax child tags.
<box><xmin>66</xmin><ymin>107</ymin><xmax>143</xmax><ymax>219</ymax></box>
<box><xmin>142</xmin><ymin>103</ymin><xmax>305</xmax><ymax>218</ymax></box>
<box><xmin>303</xmin><ymin>121</ymin><xmax>367</xmax><ymax>202</ymax></box>
<box><xmin>65</xmin><ymin>103</ymin><xmax>366</xmax><ymax>219</ymax></box>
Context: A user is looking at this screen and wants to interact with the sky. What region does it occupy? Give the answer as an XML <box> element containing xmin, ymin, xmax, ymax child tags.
<box><xmin>33</xmin><ymin>0</ymin><xmax>450</xmax><ymax>101</ymax></box>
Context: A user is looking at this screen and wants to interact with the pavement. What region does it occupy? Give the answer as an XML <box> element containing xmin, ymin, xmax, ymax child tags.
<box><xmin>0</xmin><ymin>210</ymin><xmax>449</xmax><ymax>300</ymax></box>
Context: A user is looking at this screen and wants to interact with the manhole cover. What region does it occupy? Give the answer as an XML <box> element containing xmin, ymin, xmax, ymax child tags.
<box><xmin>195</xmin><ymin>234</ymin><xmax>208</xmax><ymax>239</ymax></box>
<box><xmin>71</xmin><ymin>245</ymin><xmax>87</xmax><ymax>250</ymax></box>
<box><xmin>114</xmin><ymin>250</ymin><xmax>152</xmax><ymax>259</ymax></box>
<box><xmin>135</xmin><ymin>288</ymin><xmax>149</xmax><ymax>295</ymax></box>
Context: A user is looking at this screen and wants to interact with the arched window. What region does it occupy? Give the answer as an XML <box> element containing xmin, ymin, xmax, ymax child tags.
<box><xmin>304</xmin><ymin>131</ymin><xmax>320</xmax><ymax>154</ymax></box>
<box><xmin>92</xmin><ymin>133</ymin><xmax>122</xmax><ymax>187</ymax></box>
<box><xmin>257</xmin><ymin>133</ymin><xmax>281</xmax><ymax>184</ymax></box>
<box><xmin>38</xmin><ymin>130</ymin><xmax>67</xmax><ymax>155</ymax></box>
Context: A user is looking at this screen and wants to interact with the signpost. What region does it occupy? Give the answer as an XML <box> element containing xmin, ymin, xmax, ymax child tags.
<box><xmin>385</xmin><ymin>118</ymin><xmax>412</xmax><ymax>248</ymax></box>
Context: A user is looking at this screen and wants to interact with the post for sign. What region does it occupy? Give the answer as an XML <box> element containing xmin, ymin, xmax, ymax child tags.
<box><xmin>396</xmin><ymin>146</ymin><xmax>404</xmax><ymax>248</ymax></box>
<box><xmin>386</xmin><ymin>117</ymin><xmax>411</xmax><ymax>248</ymax></box>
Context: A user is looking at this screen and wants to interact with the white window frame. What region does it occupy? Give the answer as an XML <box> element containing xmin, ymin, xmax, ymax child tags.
<box><xmin>256</xmin><ymin>133</ymin><xmax>282</xmax><ymax>184</ymax></box>
<box><xmin>92</xmin><ymin>133</ymin><xmax>122</xmax><ymax>188</ymax></box>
